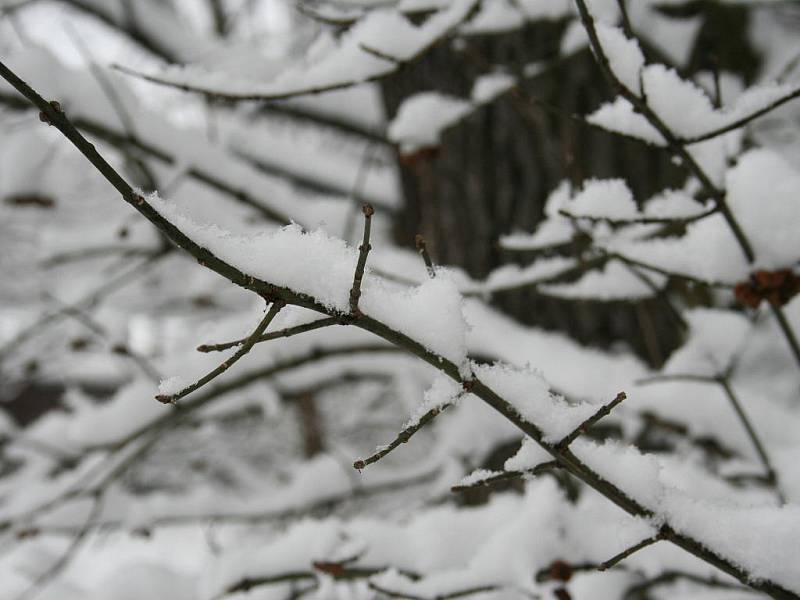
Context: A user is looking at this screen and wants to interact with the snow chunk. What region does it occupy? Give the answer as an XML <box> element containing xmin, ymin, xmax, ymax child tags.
<box><xmin>596</xmin><ymin>23</ymin><xmax>645</xmax><ymax>93</ymax></box>
<box><xmin>456</xmin><ymin>468</ymin><xmax>501</xmax><ymax>488</ymax></box>
<box><xmin>405</xmin><ymin>375</ymin><xmax>463</xmax><ymax>428</ymax></box>
<box><xmin>471</xmin><ymin>71</ymin><xmax>516</xmax><ymax>104</ymax></box>
<box><xmin>572</xmin><ymin>438</ymin><xmax>664</xmax><ymax>508</ymax></box>
<box><xmin>361</xmin><ymin>275</ymin><xmax>469</xmax><ymax>367</ymax></box>
<box><xmin>569</xmin><ymin>178</ymin><xmax>637</xmax><ymax>220</ymax></box>
<box><xmin>460</xmin><ymin>0</ymin><xmax>523</xmax><ymax>34</ymax></box>
<box><xmin>588</xmin><ymin>97</ymin><xmax>664</xmax><ymax>145</ymax></box>
<box><xmin>504</xmin><ymin>438</ymin><xmax>551</xmax><ymax>472</ymax></box>
<box><xmin>157</xmin><ymin>376</ymin><xmax>186</xmax><ymax>396</ymax></box>
<box><xmin>388</xmin><ymin>92</ymin><xmax>472</xmax><ymax>152</ymax></box>
<box><xmin>727</xmin><ymin>148</ymin><xmax>800</xmax><ymax>270</ymax></box>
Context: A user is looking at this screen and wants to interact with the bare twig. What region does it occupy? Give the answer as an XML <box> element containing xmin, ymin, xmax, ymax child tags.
<box><xmin>349</xmin><ymin>204</ymin><xmax>374</xmax><ymax>315</ymax></box>
<box><xmin>415</xmin><ymin>234</ymin><xmax>436</xmax><ymax>279</ymax></box>
<box><xmin>354</xmin><ymin>401</ymin><xmax>456</xmax><ymax>470</ymax></box>
<box><xmin>197</xmin><ymin>316</ymin><xmax>340</xmax><ymax>353</ymax></box>
<box><xmin>155</xmin><ymin>300</ymin><xmax>285</xmax><ymax>403</ymax></box>
<box><xmin>598</xmin><ymin>529</ymin><xmax>667</xmax><ymax>571</ymax></box>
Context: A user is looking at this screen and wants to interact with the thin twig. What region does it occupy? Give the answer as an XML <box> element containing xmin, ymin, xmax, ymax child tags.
<box><xmin>349</xmin><ymin>204</ymin><xmax>374</xmax><ymax>315</ymax></box>
<box><xmin>414</xmin><ymin>234</ymin><xmax>436</xmax><ymax>278</ymax></box>
<box><xmin>716</xmin><ymin>376</ymin><xmax>783</xmax><ymax>502</ymax></box>
<box><xmin>155</xmin><ymin>300</ymin><xmax>285</xmax><ymax>403</ymax></box>
<box><xmin>197</xmin><ymin>316</ymin><xmax>340</xmax><ymax>353</ymax></box>
<box><xmin>354</xmin><ymin>401</ymin><xmax>455</xmax><ymax>470</ymax></box>
<box><xmin>598</xmin><ymin>529</ymin><xmax>667</xmax><ymax>571</ymax></box>
<box><xmin>557</xmin><ymin>392</ymin><xmax>627</xmax><ymax>450</ymax></box>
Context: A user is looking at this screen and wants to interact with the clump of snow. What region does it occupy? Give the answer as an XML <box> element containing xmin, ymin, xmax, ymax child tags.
<box><xmin>459</xmin><ymin>0</ymin><xmax>523</xmax><ymax>34</ymax></box>
<box><xmin>158</xmin><ymin>376</ymin><xmax>185</xmax><ymax>396</ymax></box>
<box><xmin>726</xmin><ymin>148</ymin><xmax>800</xmax><ymax>270</ymax></box>
<box><xmin>388</xmin><ymin>92</ymin><xmax>472</xmax><ymax>152</ymax></box>
<box><xmin>595</xmin><ymin>23</ymin><xmax>645</xmax><ymax>93</ymax></box>
<box><xmin>404</xmin><ymin>374</ymin><xmax>463</xmax><ymax>429</ymax></box>
<box><xmin>471</xmin><ymin>71</ymin><xmax>516</xmax><ymax>103</ymax></box>
<box><xmin>455</xmin><ymin>468</ymin><xmax>501</xmax><ymax>488</ymax></box>
<box><xmin>569</xmin><ymin>178</ymin><xmax>637</xmax><ymax>219</ymax></box>
<box><xmin>504</xmin><ymin>438</ymin><xmax>551</xmax><ymax>472</ymax></box>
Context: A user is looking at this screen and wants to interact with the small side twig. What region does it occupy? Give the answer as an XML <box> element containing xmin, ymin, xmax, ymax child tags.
<box><xmin>197</xmin><ymin>316</ymin><xmax>339</xmax><ymax>353</ymax></box>
<box><xmin>349</xmin><ymin>204</ymin><xmax>374</xmax><ymax>315</ymax></box>
<box><xmin>598</xmin><ymin>528</ymin><xmax>668</xmax><ymax>571</ymax></box>
<box><xmin>415</xmin><ymin>234</ymin><xmax>436</xmax><ymax>279</ymax></box>
<box><xmin>156</xmin><ymin>300</ymin><xmax>285</xmax><ymax>404</ymax></box>
<box><xmin>354</xmin><ymin>402</ymin><xmax>454</xmax><ymax>470</ymax></box>
<box><xmin>556</xmin><ymin>392</ymin><xmax>627</xmax><ymax>451</ymax></box>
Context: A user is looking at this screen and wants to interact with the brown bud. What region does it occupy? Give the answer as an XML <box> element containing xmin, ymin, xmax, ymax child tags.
<box><xmin>362</xmin><ymin>203</ymin><xmax>374</xmax><ymax>217</ymax></box>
